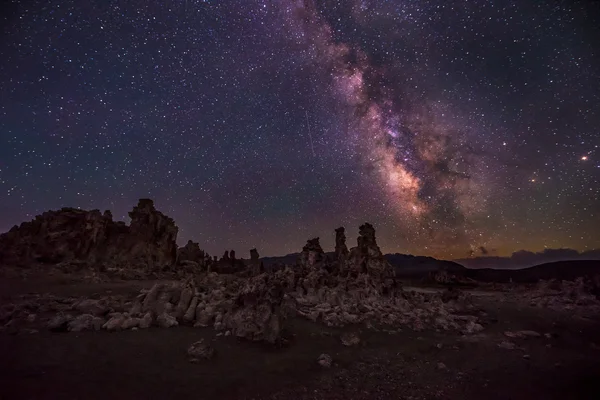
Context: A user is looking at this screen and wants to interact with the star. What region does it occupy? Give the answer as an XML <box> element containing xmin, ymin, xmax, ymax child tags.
<box><xmin>0</xmin><ymin>0</ymin><xmax>598</xmax><ymax>259</ymax></box>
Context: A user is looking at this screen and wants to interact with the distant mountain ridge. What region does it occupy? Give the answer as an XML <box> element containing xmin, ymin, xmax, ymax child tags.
<box><xmin>261</xmin><ymin>252</ymin><xmax>466</xmax><ymax>277</ymax></box>
<box><xmin>455</xmin><ymin>249</ymin><xmax>600</xmax><ymax>270</ymax></box>
<box><xmin>261</xmin><ymin>252</ymin><xmax>600</xmax><ymax>283</ymax></box>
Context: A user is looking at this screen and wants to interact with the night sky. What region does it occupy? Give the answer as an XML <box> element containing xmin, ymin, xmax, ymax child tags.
<box><xmin>1</xmin><ymin>0</ymin><xmax>599</xmax><ymax>259</ymax></box>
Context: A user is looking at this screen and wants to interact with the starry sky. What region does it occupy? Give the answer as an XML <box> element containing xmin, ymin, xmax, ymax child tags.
<box><xmin>1</xmin><ymin>0</ymin><xmax>599</xmax><ymax>260</ymax></box>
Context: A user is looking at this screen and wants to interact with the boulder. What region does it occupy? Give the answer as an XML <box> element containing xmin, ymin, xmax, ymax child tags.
<box><xmin>122</xmin><ymin>317</ymin><xmax>140</xmax><ymax>330</ymax></box>
<box><xmin>194</xmin><ymin>304</ymin><xmax>212</xmax><ymax>327</ymax></box>
<box><xmin>187</xmin><ymin>339</ymin><xmax>215</xmax><ymax>361</ymax></box>
<box><xmin>156</xmin><ymin>313</ymin><xmax>178</xmax><ymax>328</ymax></box>
<box><xmin>340</xmin><ymin>332</ymin><xmax>360</xmax><ymax>346</ymax></box>
<box><xmin>103</xmin><ymin>313</ymin><xmax>127</xmax><ymax>331</ymax></box>
<box><xmin>176</xmin><ymin>287</ymin><xmax>194</xmax><ymax>319</ymax></box>
<box><xmin>317</xmin><ymin>353</ymin><xmax>332</xmax><ymax>368</ymax></box>
<box><xmin>183</xmin><ymin>296</ymin><xmax>199</xmax><ymax>323</ymax></box>
<box><xmin>73</xmin><ymin>299</ymin><xmax>108</xmax><ymax>316</ymax></box>
<box><xmin>139</xmin><ymin>312</ymin><xmax>153</xmax><ymax>329</ymax></box>
<box><xmin>68</xmin><ymin>314</ymin><xmax>97</xmax><ymax>332</ymax></box>
<box><xmin>48</xmin><ymin>313</ymin><xmax>72</xmax><ymax>331</ymax></box>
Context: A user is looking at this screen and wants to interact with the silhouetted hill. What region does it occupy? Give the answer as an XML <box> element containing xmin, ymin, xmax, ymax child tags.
<box><xmin>261</xmin><ymin>252</ymin><xmax>466</xmax><ymax>278</ymax></box>
<box><xmin>385</xmin><ymin>253</ymin><xmax>466</xmax><ymax>278</ymax></box>
<box><xmin>452</xmin><ymin>260</ymin><xmax>600</xmax><ymax>283</ymax></box>
<box><xmin>456</xmin><ymin>249</ymin><xmax>600</xmax><ymax>270</ymax></box>
<box><xmin>261</xmin><ymin>254</ymin><xmax>600</xmax><ymax>284</ymax></box>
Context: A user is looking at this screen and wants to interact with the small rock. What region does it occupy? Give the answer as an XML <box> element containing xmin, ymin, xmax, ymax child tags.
<box><xmin>74</xmin><ymin>299</ymin><xmax>107</xmax><ymax>316</ymax></box>
<box><xmin>92</xmin><ymin>317</ymin><xmax>105</xmax><ymax>331</ymax></box>
<box><xmin>225</xmin><ymin>330</ymin><xmax>231</xmax><ymax>337</ymax></box>
<box><xmin>498</xmin><ymin>341</ymin><xmax>516</xmax><ymax>350</ymax></box>
<box><xmin>505</xmin><ymin>330</ymin><xmax>542</xmax><ymax>339</ymax></box>
<box><xmin>156</xmin><ymin>313</ymin><xmax>178</xmax><ymax>328</ymax></box>
<box><xmin>437</xmin><ymin>362</ymin><xmax>447</xmax><ymax>370</ymax></box>
<box><xmin>317</xmin><ymin>353</ymin><xmax>332</xmax><ymax>368</ymax></box>
<box><xmin>26</xmin><ymin>314</ymin><xmax>37</xmax><ymax>323</ymax></box>
<box><xmin>183</xmin><ymin>296</ymin><xmax>198</xmax><ymax>323</ymax></box>
<box><xmin>103</xmin><ymin>314</ymin><xmax>126</xmax><ymax>331</ymax></box>
<box><xmin>340</xmin><ymin>332</ymin><xmax>360</xmax><ymax>346</ymax></box>
<box><xmin>139</xmin><ymin>312</ymin><xmax>153</xmax><ymax>329</ymax></box>
<box><xmin>68</xmin><ymin>314</ymin><xmax>96</xmax><ymax>332</ymax></box>
<box><xmin>519</xmin><ymin>330</ymin><xmax>541</xmax><ymax>338</ymax></box>
<box><xmin>523</xmin><ymin>354</ymin><xmax>530</xmax><ymax>360</ymax></box>
<box><xmin>176</xmin><ymin>288</ymin><xmax>194</xmax><ymax>319</ymax></box>
<box><xmin>122</xmin><ymin>317</ymin><xmax>140</xmax><ymax>330</ymax></box>
<box><xmin>187</xmin><ymin>339</ymin><xmax>215</xmax><ymax>360</ymax></box>
<box><xmin>463</xmin><ymin>321</ymin><xmax>484</xmax><ymax>334</ymax></box>
<box><xmin>195</xmin><ymin>305</ymin><xmax>215</xmax><ymax>327</ymax></box>
<box><xmin>129</xmin><ymin>295</ymin><xmax>144</xmax><ymax>316</ymax></box>
<box><xmin>48</xmin><ymin>313</ymin><xmax>72</xmax><ymax>331</ymax></box>
<box><xmin>132</xmin><ymin>327</ymin><xmax>139</xmax><ymax>331</ymax></box>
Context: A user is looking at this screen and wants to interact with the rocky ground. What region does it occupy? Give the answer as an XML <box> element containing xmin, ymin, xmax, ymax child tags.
<box><xmin>1</xmin><ymin>278</ymin><xmax>599</xmax><ymax>400</ymax></box>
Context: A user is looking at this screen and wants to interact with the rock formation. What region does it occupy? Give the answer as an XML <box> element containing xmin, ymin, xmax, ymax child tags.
<box><xmin>214</xmin><ymin>249</ymin><xmax>246</xmax><ymax>274</ymax></box>
<box><xmin>124</xmin><ymin>199</ymin><xmax>178</xmax><ymax>268</ymax></box>
<box><xmin>250</xmin><ymin>248</ymin><xmax>262</xmax><ymax>276</ymax></box>
<box><xmin>335</xmin><ymin>227</ymin><xmax>349</xmax><ymax>273</ymax></box>
<box><xmin>0</xmin><ymin>199</ymin><xmax>178</xmax><ymax>275</ymax></box>
<box><xmin>0</xmin><ymin>213</ymin><xmax>494</xmax><ymax>341</ymax></box>
<box><xmin>222</xmin><ymin>251</ymin><xmax>230</xmax><ymax>262</ymax></box>
<box><xmin>299</xmin><ymin>238</ymin><xmax>325</xmax><ymax>270</ymax></box>
<box><xmin>347</xmin><ymin>223</ymin><xmax>395</xmax><ymax>284</ymax></box>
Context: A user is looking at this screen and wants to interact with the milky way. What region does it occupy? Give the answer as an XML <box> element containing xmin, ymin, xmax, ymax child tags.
<box><xmin>1</xmin><ymin>0</ymin><xmax>599</xmax><ymax>258</ymax></box>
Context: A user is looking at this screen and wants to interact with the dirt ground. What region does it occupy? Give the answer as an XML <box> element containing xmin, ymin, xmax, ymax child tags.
<box><xmin>1</xmin><ymin>279</ymin><xmax>600</xmax><ymax>399</ymax></box>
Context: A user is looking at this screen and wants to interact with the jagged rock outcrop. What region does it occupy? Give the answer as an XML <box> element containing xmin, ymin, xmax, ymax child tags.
<box><xmin>0</xmin><ymin>199</ymin><xmax>179</xmax><ymax>274</ymax></box>
<box><xmin>299</xmin><ymin>238</ymin><xmax>325</xmax><ymax>270</ymax></box>
<box><xmin>222</xmin><ymin>251</ymin><xmax>230</xmax><ymax>262</ymax></box>
<box><xmin>214</xmin><ymin>249</ymin><xmax>246</xmax><ymax>274</ymax></box>
<box><xmin>347</xmin><ymin>223</ymin><xmax>395</xmax><ymax>284</ymax></box>
<box><xmin>335</xmin><ymin>227</ymin><xmax>349</xmax><ymax>273</ymax></box>
<box><xmin>0</xmin><ymin>207</ymin><xmax>115</xmax><ymax>267</ymax></box>
<box><xmin>177</xmin><ymin>240</ymin><xmax>205</xmax><ymax>269</ymax></box>
<box><xmin>250</xmin><ymin>248</ymin><xmax>262</xmax><ymax>276</ymax></box>
<box><xmin>124</xmin><ymin>199</ymin><xmax>178</xmax><ymax>268</ymax></box>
